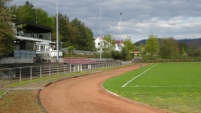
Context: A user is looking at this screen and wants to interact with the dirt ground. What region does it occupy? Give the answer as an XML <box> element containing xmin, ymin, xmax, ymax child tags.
<box><xmin>39</xmin><ymin>64</ymin><xmax>167</xmax><ymax>113</ymax></box>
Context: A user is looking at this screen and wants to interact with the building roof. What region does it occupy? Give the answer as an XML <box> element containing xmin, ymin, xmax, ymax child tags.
<box><xmin>63</xmin><ymin>58</ymin><xmax>96</xmax><ymax>65</ymax></box>
<box><xmin>16</xmin><ymin>36</ymin><xmax>52</xmax><ymax>42</ymax></box>
<box><xmin>17</xmin><ymin>22</ymin><xmax>52</xmax><ymax>33</ymax></box>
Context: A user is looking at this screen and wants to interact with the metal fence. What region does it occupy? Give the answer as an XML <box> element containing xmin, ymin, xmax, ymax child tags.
<box><xmin>134</xmin><ymin>59</ymin><xmax>201</xmax><ymax>63</ymax></box>
<box><xmin>0</xmin><ymin>60</ymin><xmax>122</xmax><ymax>87</ymax></box>
<box><xmin>63</xmin><ymin>48</ymin><xmax>95</xmax><ymax>55</ymax></box>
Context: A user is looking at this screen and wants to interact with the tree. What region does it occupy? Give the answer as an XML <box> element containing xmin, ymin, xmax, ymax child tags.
<box><xmin>187</xmin><ymin>40</ymin><xmax>200</xmax><ymax>58</ymax></box>
<box><xmin>66</xmin><ymin>22</ymin><xmax>79</xmax><ymax>45</ymax></box>
<box><xmin>139</xmin><ymin>43</ymin><xmax>146</xmax><ymax>54</ymax></box>
<box><xmin>121</xmin><ymin>38</ymin><xmax>135</xmax><ymax>61</ymax></box>
<box><xmin>0</xmin><ymin>0</ymin><xmax>12</xmax><ymax>7</ymax></box>
<box><xmin>14</xmin><ymin>1</ymin><xmax>35</xmax><ymax>23</ymax></box>
<box><xmin>159</xmin><ymin>37</ymin><xmax>179</xmax><ymax>59</ymax></box>
<box><xmin>178</xmin><ymin>42</ymin><xmax>187</xmax><ymax>58</ymax></box>
<box><xmin>123</xmin><ymin>38</ymin><xmax>135</xmax><ymax>53</ymax></box>
<box><xmin>10</xmin><ymin>1</ymin><xmax>53</xmax><ymax>27</ymax></box>
<box><xmin>58</xmin><ymin>13</ymin><xmax>70</xmax><ymax>47</ymax></box>
<box><xmin>83</xmin><ymin>27</ymin><xmax>94</xmax><ymax>51</ymax></box>
<box><xmin>145</xmin><ymin>35</ymin><xmax>159</xmax><ymax>59</ymax></box>
<box><xmin>111</xmin><ymin>50</ymin><xmax>121</xmax><ymax>59</ymax></box>
<box><xmin>34</xmin><ymin>8</ymin><xmax>53</xmax><ymax>27</ymax></box>
<box><xmin>68</xmin><ymin>46</ymin><xmax>74</xmax><ymax>56</ymax></box>
<box><xmin>0</xmin><ymin>0</ymin><xmax>15</xmax><ymax>57</ymax></box>
<box><xmin>102</xmin><ymin>34</ymin><xmax>115</xmax><ymax>52</ymax></box>
<box><xmin>71</xmin><ymin>18</ymin><xmax>94</xmax><ymax>51</ymax></box>
<box><xmin>135</xmin><ymin>43</ymin><xmax>146</xmax><ymax>59</ymax></box>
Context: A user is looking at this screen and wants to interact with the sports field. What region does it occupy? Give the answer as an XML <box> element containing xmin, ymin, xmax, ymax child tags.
<box><xmin>103</xmin><ymin>63</ymin><xmax>201</xmax><ymax>113</ymax></box>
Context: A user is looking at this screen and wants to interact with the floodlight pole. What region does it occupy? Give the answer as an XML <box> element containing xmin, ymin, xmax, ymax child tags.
<box><xmin>120</xmin><ymin>12</ymin><xmax>122</xmax><ymax>38</ymax></box>
<box><xmin>56</xmin><ymin>0</ymin><xmax>59</xmax><ymax>62</ymax></box>
<box><xmin>99</xmin><ymin>0</ymin><xmax>102</xmax><ymax>60</ymax></box>
<box><xmin>99</xmin><ymin>0</ymin><xmax>102</xmax><ymax>37</ymax></box>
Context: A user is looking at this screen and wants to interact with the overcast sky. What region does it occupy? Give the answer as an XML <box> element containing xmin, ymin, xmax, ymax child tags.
<box><xmin>10</xmin><ymin>0</ymin><xmax>201</xmax><ymax>42</ymax></box>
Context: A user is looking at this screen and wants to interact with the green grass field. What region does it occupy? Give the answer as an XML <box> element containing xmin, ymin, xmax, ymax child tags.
<box><xmin>103</xmin><ymin>63</ymin><xmax>201</xmax><ymax>113</ymax></box>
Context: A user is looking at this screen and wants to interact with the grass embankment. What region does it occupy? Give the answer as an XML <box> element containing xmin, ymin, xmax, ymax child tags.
<box><xmin>0</xmin><ymin>90</ymin><xmax>5</xmax><ymax>97</ymax></box>
<box><xmin>103</xmin><ymin>63</ymin><xmax>201</xmax><ymax>113</ymax></box>
<box><xmin>0</xmin><ymin>90</ymin><xmax>44</xmax><ymax>113</ymax></box>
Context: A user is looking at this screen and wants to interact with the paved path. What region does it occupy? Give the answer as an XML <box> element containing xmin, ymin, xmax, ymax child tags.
<box><xmin>40</xmin><ymin>64</ymin><xmax>167</xmax><ymax>113</ymax></box>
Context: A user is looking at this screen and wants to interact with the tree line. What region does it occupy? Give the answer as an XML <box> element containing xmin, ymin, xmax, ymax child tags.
<box><xmin>137</xmin><ymin>35</ymin><xmax>201</xmax><ymax>60</ymax></box>
<box><xmin>0</xmin><ymin>0</ymin><xmax>95</xmax><ymax>57</ymax></box>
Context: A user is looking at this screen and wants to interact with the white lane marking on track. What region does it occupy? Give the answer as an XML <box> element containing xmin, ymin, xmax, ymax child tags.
<box><xmin>121</xmin><ymin>64</ymin><xmax>158</xmax><ymax>88</ymax></box>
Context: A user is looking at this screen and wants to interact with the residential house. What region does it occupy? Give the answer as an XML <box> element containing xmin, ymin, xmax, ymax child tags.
<box><xmin>114</xmin><ymin>40</ymin><xmax>124</xmax><ymax>52</ymax></box>
<box><xmin>94</xmin><ymin>37</ymin><xmax>124</xmax><ymax>52</ymax></box>
<box><xmin>94</xmin><ymin>37</ymin><xmax>105</xmax><ymax>53</ymax></box>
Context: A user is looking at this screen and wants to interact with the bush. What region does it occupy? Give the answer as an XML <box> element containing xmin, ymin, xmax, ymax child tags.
<box><xmin>111</xmin><ymin>50</ymin><xmax>121</xmax><ymax>60</ymax></box>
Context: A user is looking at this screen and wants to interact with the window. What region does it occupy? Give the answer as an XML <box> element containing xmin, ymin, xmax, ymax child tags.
<box><xmin>20</xmin><ymin>41</ymin><xmax>26</xmax><ymax>50</ymax></box>
<box><xmin>26</xmin><ymin>41</ymin><xmax>34</xmax><ymax>50</ymax></box>
<box><xmin>36</xmin><ymin>45</ymin><xmax>39</xmax><ymax>51</ymax></box>
<box><xmin>41</xmin><ymin>46</ymin><xmax>45</xmax><ymax>51</ymax></box>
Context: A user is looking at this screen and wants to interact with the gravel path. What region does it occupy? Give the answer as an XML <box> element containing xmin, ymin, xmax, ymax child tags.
<box><xmin>39</xmin><ymin>64</ymin><xmax>167</xmax><ymax>113</ymax></box>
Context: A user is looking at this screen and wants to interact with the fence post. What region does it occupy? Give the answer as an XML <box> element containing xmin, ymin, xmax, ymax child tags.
<box><xmin>19</xmin><ymin>68</ymin><xmax>22</xmax><ymax>82</ymax></box>
<box><xmin>49</xmin><ymin>65</ymin><xmax>51</xmax><ymax>76</ymax></box>
<box><xmin>30</xmin><ymin>66</ymin><xmax>32</xmax><ymax>80</ymax></box>
<box><xmin>40</xmin><ymin>66</ymin><xmax>42</xmax><ymax>78</ymax></box>
<box><xmin>70</xmin><ymin>64</ymin><xmax>71</xmax><ymax>73</ymax></box>
<box><xmin>57</xmin><ymin>65</ymin><xmax>59</xmax><ymax>75</ymax></box>
<box><xmin>64</xmin><ymin>65</ymin><xmax>66</xmax><ymax>74</ymax></box>
<box><xmin>9</xmin><ymin>68</ymin><xmax>11</xmax><ymax>84</ymax></box>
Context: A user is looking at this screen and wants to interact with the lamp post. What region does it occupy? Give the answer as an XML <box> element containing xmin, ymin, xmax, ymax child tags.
<box><xmin>99</xmin><ymin>0</ymin><xmax>102</xmax><ymax>60</ymax></box>
<box><xmin>56</xmin><ymin>0</ymin><xmax>59</xmax><ymax>62</ymax></box>
<box><xmin>120</xmin><ymin>12</ymin><xmax>122</xmax><ymax>38</ymax></box>
<box><xmin>99</xmin><ymin>0</ymin><xmax>102</xmax><ymax>37</ymax></box>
